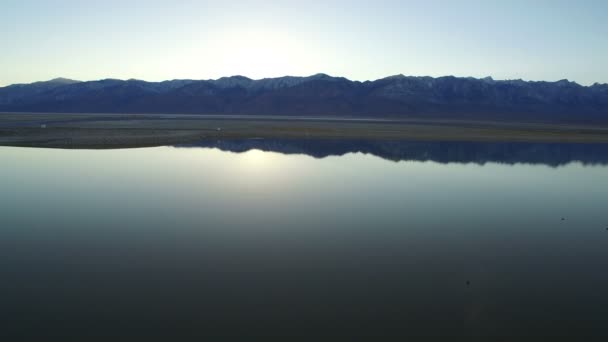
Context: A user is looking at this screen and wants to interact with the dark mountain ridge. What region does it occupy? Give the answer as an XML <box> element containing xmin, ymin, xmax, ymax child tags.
<box><xmin>1</xmin><ymin>74</ymin><xmax>607</xmax><ymax>122</ymax></box>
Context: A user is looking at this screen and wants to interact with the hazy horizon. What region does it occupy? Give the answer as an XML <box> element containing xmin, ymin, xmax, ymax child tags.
<box><xmin>4</xmin><ymin>72</ymin><xmax>608</xmax><ymax>88</ymax></box>
<box><xmin>2</xmin><ymin>0</ymin><xmax>607</xmax><ymax>87</ymax></box>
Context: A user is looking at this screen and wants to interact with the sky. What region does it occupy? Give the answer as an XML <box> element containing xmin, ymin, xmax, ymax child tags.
<box><xmin>1</xmin><ymin>0</ymin><xmax>607</xmax><ymax>86</ymax></box>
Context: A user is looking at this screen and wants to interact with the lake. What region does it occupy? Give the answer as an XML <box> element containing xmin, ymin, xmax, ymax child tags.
<box><xmin>2</xmin><ymin>140</ymin><xmax>608</xmax><ymax>339</ymax></box>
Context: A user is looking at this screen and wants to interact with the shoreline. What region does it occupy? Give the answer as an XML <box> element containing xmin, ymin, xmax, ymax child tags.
<box><xmin>2</xmin><ymin>113</ymin><xmax>608</xmax><ymax>149</ymax></box>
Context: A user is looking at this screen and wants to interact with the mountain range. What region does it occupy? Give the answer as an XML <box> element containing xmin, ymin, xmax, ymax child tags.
<box><xmin>1</xmin><ymin>74</ymin><xmax>607</xmax><ymax>122</ymax></box>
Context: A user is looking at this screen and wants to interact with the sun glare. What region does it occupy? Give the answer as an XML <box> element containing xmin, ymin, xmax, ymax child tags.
<box><xmin>190</xmin><ymin>28</ymin><xmax>317</xmax><ymax>79</ymax></box>
<box><xmin>239</xmin><ymin>149</ymin><xmax>273</xmax><ymax>169</ymax></box>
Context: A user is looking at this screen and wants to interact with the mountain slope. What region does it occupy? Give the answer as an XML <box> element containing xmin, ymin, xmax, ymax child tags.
<box><xmin>1</xmin><ymin>75</ymin><xmax>607</xmax><ymax>122</ymax></box>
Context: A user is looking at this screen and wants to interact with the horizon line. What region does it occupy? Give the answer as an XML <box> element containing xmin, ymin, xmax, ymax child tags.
<box><xmin>2</xmin><ymin>73</ymin><xmax>607</xmax><ymax>88</ymax></box>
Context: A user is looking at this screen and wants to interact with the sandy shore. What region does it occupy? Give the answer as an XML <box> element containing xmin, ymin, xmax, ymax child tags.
<box><xmin>1</xmin><ymin>113</ymin><xmax>608</xmax><ymax>148</ymax></box>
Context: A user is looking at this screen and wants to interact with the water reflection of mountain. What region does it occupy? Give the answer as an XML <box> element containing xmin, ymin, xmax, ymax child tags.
<box><xmin>176</xmin><ymin>139</ymin><xmax>608</xmax><ymax>166</ymax></box>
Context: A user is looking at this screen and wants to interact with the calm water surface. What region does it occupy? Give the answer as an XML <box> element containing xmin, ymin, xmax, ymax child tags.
<box><xmin>1</xmin><ymin>141</ymin><xmax>608</xmax><ymax>339</ymax></box>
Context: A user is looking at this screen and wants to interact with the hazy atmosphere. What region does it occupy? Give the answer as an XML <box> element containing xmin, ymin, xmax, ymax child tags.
<box><xmin>2</xmin><ymin>1</ymin><xmax>608</xmax><ymax>340</ymax></box>
<box><xmin>2</xmin><ymin>0</ymin><xmax>607</xmax><ymax>86</ymax></box>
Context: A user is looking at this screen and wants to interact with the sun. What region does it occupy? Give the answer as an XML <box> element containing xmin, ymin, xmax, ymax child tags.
<box><xmin>191</xmin><ymin>28</ymin><xmax>316</xmax><ymax>79</ymax></box>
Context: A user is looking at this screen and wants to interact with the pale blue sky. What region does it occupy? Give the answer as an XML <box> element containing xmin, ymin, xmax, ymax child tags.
<box><xmin>1</xmin><ymin>0</ymin><xmax>607</xmax><ymax>86</ymax></box>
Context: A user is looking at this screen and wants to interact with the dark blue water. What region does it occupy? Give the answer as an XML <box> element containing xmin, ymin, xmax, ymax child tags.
<box><xmin>1</xmin><ymin>141</ymin><xmax>608</xmax><ymax>340</ymax></box>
